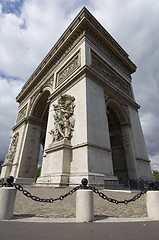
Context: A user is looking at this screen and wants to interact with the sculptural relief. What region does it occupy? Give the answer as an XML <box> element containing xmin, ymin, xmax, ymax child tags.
<box><xmin>49</xmin><ymin>95</ymin><xmax>75</xmax><ymax>142</ymax></box>
<box><xmin>2</xmin><ymin>132</ymin><xmax>19</xmax><ymax>166</ymax></box>
<box><xmin>91</xmin><ymin>51</ymin><xmax>133</xmax><ymax>98</ymax></box>
<box><xmin>56</xmin><ymin>51</ymin><xmax>81</xmax><ymax>87</ymax></box>
<box><xmin>16</xmin><ymin>104</ymin><xmax>27</xmax><ymax>123</ymax></box>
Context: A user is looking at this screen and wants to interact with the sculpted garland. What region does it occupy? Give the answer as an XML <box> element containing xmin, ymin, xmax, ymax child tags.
<box><xmin>49</xmin><ymin>95</ymin><xmax>75</xmax><ymax>142</ymax></box>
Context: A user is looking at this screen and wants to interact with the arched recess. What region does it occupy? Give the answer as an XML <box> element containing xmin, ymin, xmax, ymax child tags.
<box><xmin>31</xmin><ymin>91</ymin><xmax>50</xmax><ymax>148</ymax></box>
<box><xmin>17</xmin><ymin>90</ymin><xmax>51</xmax><ymax>182</ymax></box>
<box><xmin>31</xmin><ymin>90</ymin><xmax>50</xmax><ymax>170</ymax></box>
<box><xmin>106</xmin><ymin>99</ymin><xmax>130</xmax><ymax>182</ymax></box>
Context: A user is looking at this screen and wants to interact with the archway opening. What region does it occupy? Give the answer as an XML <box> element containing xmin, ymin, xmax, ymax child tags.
<box><xmin>31</xmin><ymin>91</ymin><xmax>50</xmax><ymax>181</ymax></box>
<box><xmin>107</xmin><ymin>106</ymin><xmax>128</xmax><ymax>182</ymax></box>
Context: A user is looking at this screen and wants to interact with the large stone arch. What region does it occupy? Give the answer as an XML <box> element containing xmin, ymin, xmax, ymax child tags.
<box><xmin>15</xmin><ymin>90</ymin><xmax>51</xmax><ymax>184</ymax></box>
<box><xmin>1</xmin><ymin>8</ymin><xmax>153</xmax><ymax>186</ymax></box>
<box><xmin>106</xmin><ymin>98</ymin><xmax>138</xmax><ymax>181</ymax></box>
<box><xmin>31</xmin><ymin>91</ymin><xmax>50</xmax><ymax>148</ymax></box>
<box><xmin>106</xmin><ymin>98</ymin><xmax>130</xmax><ymax>125</ymax></box>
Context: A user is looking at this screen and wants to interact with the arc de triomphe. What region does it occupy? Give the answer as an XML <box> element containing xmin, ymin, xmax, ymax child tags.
<box><xmin>1</xmin><ymin>7</ymin><xmax>153</xmax><ymax>186</ymax></box>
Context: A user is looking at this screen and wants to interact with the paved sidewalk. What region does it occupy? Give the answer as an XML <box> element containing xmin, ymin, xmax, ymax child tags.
<box><xmin>13</xmin><ymin>186</ymin><xmax>147</xmax><ymax>220</ymax></box>
<box><xmin>0</xmin><ymin>221</ymin><xmax>159</xmax><ymax>240</ymax></box>
<box><xmin>2</xmin><ymin>186</ymin><xmax>158</xmax><ymax>240</ymax></box>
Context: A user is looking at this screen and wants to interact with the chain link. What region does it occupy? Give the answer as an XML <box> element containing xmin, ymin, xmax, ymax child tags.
<box><xmin>13</xmin><ymin>181</ymin><xmax>149</xmax><ymax>205</ymax></box>
<box><xmin>88</xmin><ymin>186</ymin><xmax>147</xmax><ymax>204</ymax></box>
<box><xmin>13</xmin><ymin>183</ymin><xmax>81</xmax><ymax>203</ymax></box>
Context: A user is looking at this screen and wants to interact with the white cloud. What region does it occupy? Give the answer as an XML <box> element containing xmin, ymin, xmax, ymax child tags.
<box><xmin>0</xmin><ymin>0</ymin><xmax>85</xmax><ymax>80</ymax></box>
<box><xmin>150</xmin><ymin>155</ymin><xmax>159</xmax><ymax>170</ymax></box>
<box><xmin>0</xmin><ymin>77</ymin><xmax>24</xmax><ymax>160</ymax></box>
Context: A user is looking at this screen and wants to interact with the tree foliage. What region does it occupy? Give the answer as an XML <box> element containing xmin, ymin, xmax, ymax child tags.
<box><xmin>152</xmin><ymin>170</ymin><xmax>159</xmax><ymax>180</ymax></box>
<box><xmin>36</xmin><ymin>166</ymin><xmax>41</xmax><ymax>179</ymax></box>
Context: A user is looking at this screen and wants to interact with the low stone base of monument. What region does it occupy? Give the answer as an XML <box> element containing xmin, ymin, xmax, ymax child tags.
<box><xmin>15</xmin><ymin>178</ymin><xmax>36</xmax><ymax>185</ymax></box>
<box><xmin>36</xmin><ymin>172</ymin><xmax>118</xmax><ymax>187</ymax></box>
<box><xmin>69</xmin><ymin>173</ymin><xmax>118</xmax><ymax>187</ymax></box>
<box><xmin>36</xmin><ymin>174</ymin><xmax>70</xmax><ymax>187</ymax></box>
<box><xmin>36</xmin><ymin>139</ymin><xmax>72</xmax><ymax>186</ymax></box>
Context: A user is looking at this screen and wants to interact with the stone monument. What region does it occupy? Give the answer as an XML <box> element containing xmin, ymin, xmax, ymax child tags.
<box><xmin>1</xmin><ymin>7</ymin><xmax>153</xmax><ymax>186</ymax></box>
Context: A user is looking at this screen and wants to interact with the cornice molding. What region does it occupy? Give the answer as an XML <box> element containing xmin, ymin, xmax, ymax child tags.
<box><xmin>16</xmin><ymin>7</ymin><xmax>136</xmax><ymax>103</ymax></box>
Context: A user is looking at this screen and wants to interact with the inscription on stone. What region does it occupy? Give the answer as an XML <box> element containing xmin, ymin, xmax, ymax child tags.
<box><xmin>91</xmin><ymin>51</ymin><xmax>133</xmax><ymax>98</ymax></box>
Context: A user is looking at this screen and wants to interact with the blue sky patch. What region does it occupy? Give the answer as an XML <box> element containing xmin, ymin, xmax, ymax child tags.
<box><xmin>0</xmin><ymin>0</ymin><xmax>24</xmax><ymax>16</ymax></box>
<box><xmin>0</xmin><ymin>72</ymin><xmax>23</xmax><ymax>82</ymax></box>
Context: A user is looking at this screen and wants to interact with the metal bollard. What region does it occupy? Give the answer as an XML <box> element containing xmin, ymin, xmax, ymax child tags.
<box><xmin>76</xmin><ymin>178</ymin><xmax>94</xmax><ymax>222</ymax></box>
<box><xmin>0</xmin><ymin>176</ymin><xmax>17</xmax><ymax>220</ymax></box>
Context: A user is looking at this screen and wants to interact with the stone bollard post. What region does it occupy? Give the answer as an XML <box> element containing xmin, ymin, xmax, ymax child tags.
<box><xmin>146</xmin><ymin>191</ymin><xmax>159</xmax><ymax>220</ymax></box>
<box><xmin>76</xmin><ymin>178</ymin><xmax>94</xmax><ymax>222</ymax></box>
<box><xmin>0</xmin><ymin>176</ymin><xmax>17</xmax><ymax>220</ymax></box>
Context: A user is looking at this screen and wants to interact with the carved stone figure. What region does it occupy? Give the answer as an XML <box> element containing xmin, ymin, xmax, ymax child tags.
<box><xmin>2</xmin><ymin>132</ymin><xmax>19</xmax><ymax>166</ymax></box>
<box><xmin>49</xmin><ymin>95</ymin><xmax>75</xmax><ymax>142</ymax></box>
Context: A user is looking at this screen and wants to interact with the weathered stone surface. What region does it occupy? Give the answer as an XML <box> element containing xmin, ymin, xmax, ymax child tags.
<box><xmin>1</xmin><ymin>7</ymin><xmax>152</xmax><ymax>186</ymax></box>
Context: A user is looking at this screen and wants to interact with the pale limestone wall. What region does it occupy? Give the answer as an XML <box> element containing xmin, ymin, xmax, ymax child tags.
<box><xmin>39</xmin><ymin>77</ymin><xmax>88</xmax><ymax>185</ymax></box>
<box><xmin>128</xmin><ymin>107</ymin><xmax>149</xmax><ymax>160</ymax></box>
<box><xmin>137</xmin><ymin>159</ymin><xmax>153</xmax><ymax>179</ymax></box>
<box><xmin>86</xmin><ymin>77</ymin><xmax>110</xmax><ymax>148</ymax></box>
<box><xmin>128</xmin><ymin>107</ymin><xmax>153</xmax><ymax>179</ymax></box>
<box><xmin>86</xmin><ymin>77</ymin><xmax>114</xmax><ymax>177</ymax></box>
<box><xmin>87</xmin><ymin>147</ymin><xmax>114</xmax><ymax>176</ymax></box>
<box><xmin>17</xmin><ymin>122</ymin><xmax>41</xmax><ymax>179</ymax></box>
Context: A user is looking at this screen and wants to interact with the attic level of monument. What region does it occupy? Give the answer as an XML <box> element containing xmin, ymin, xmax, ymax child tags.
<box><xmin>16</xmin><ymin>7</ymin><xmax>136</xmax><ymax>104</ymax></box>
<box><xmin>1</xmin><ymin>7</ymin><xmax>152</xmax><ymax>187</ymax></box>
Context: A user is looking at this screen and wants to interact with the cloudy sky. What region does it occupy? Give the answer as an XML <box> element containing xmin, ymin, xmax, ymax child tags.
<box><xmin>0</xmin><ymin>0</ymin><xmax>159</xmax><ymax>169</ymax></box>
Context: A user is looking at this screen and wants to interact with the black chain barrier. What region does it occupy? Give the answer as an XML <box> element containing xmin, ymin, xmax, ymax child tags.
<box><xmin>88</xmin><ymin>186</ymin><xmax>147</xmax><ymax>204</ymax></box>
<box><xmin>14</xmin><ymin>183</ymin><xmax>81</xmax><ymax>203</ymax></box>
<box><xmin>4</xmin><ymin>176</ymin><xmax>159</xmax><ymax>205</ymax></box>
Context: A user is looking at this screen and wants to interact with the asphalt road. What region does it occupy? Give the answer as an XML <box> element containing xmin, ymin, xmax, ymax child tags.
<box><xmin>0</xmin><ymin>221</ymin><xmax>159</xmax><ymax>240</ymax></box>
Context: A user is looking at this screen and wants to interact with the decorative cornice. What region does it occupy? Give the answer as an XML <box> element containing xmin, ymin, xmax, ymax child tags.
<box><xmin>72</xmin><ymin>142</ymin><xmax>112</xmax><ymax>152</ymax></box>
<box><xmin>16</xmin><ymin>7</ymin><xmax>136</xmax><ymax>103</ymax></box>
<box><xmin>12</xmin><ymin>116</ymin><xmax>46</xmax><ymax>131</ymax></box>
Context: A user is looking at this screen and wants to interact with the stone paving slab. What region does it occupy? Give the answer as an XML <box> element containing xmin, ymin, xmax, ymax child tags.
<box><xmin>13</xmin><ymin>186</ymin><xmax>148</xmax><ymax>220</ymax></box>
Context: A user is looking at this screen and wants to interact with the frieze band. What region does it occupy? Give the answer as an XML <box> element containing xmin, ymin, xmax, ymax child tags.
<box><xmin>16</xmin><ymin>104</ymin><xmax>28</xmax><ymax>123</ymax></box>
<box><xmin>90</xmin><ymin>51</ymin><xmax>133</xmax><ymax>98</ymax></box>
<box><xmin>56</xmin><ymin>51</ymin><xmax>81</xmax><ymax>87</ymax></box>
